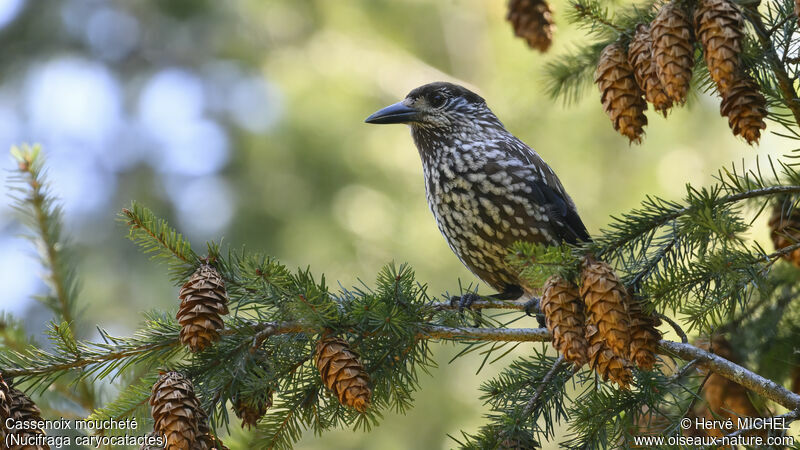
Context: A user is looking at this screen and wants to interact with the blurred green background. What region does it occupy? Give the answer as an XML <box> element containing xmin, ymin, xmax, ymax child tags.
<box><xmin>0</xmin><ymin>0</ymin><xmax>793</xmax><ymax>448</ymax></box>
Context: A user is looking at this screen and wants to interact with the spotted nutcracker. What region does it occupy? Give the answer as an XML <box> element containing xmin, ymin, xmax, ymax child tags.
<box><xmin>365</xmin><ymin>82</ymin><xmax>590</xmax><ymax>311</ymax></box>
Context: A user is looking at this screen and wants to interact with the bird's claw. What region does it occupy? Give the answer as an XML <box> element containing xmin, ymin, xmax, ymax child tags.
<box><xmin>523</xmin><ymin>298</ymin><xmax>547</xmax><ymax>328</ymax></box>
<box><xmin>450</xmin><ymin>293</ymin><xmax>479</xmax><ymax>314</ymax></box>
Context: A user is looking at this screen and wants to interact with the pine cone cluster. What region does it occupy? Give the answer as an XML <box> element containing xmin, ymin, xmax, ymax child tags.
<box><xmin>594</xmin><ymin>0</ymin><xmax>767</xmax><ymax>144</ymax></box>
<box><xmin>768</xmin><ymin>201</ymin><xmax>800</xmax><ymax>267</ymax></box>
<box><xmin>541</xmin><ymin>276</ymin><xmax>589</xmax><ymax>367</ymax></box>
<box><xmin>5</xmin><ymin>380</ymin><xmax>50</xmax><ymax>450</ymax></box>
<box><xmin>507</xmin><ymin>0</ymin><xmax>555</xmax><ymax>53</ymax></box>
<box><xmin>594</xmin><ymin>42</ymin><xmax>648</xmax><ymax>144</ymax></box>
<box><xmin>539</xmin><ymin>260</ymin><xmax>662</xmax><ymax>388</ymax></box>
<box><xmin>177</xmin><ymin>264</ymin><xmax>229</xmax><ymax>352</ymax></box>
<box><xmin>314</xmin><ymin>336</ymin><xmax>371</xmax><ymax>412</ymax></box>
<box><xmin>150</xmin><ymin>371</ymin><xmax>226</xmax><ymax>450</ymax></box>
<box><xmin>694</xmin><ymin>0</ymin><xmax>767</xmax><ymax>144</ymax></box>
<box><xmin>233</xmin><ymin>391</ymin><xmax>272</xmax><ymax>429</ymax></box>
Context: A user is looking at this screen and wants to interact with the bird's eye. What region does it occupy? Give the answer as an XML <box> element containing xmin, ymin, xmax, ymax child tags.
<box><xmin>429</xmin><ymin>93</ymin><xmax>446</xmax><ymax>108</ymax></box>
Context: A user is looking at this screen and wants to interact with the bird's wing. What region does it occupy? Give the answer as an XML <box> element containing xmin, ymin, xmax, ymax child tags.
<box><xmin>483</xmin><ymin>139</ymin><xmax>591</xmax><ymax>245</ymax></box>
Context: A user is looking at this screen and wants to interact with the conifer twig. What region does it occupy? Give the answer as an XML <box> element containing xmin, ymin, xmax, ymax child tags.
<box><xmin>743</xmin><ymin>6</ymin><xmax>800</xmax><ymax>127</ymax></box>
<box><xmin>658</xmin><ymin>314</ymin><xmax>688</xmax><ymax>344</ymax></box>
<box><xmin>522</xmin><ymin>355</ymin><xmax>565</xmax><ymax>418</ymax></box>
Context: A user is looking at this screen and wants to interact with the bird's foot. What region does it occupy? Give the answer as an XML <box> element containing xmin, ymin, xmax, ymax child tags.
<box><xmin>450</xmin><ymin>293</ymin><xmax>480</xmax><ymax>314</ymax></box>
<box><xmin>449</xmin><ymin>293</ymin><xmax>483</xmax><ymax>327</ymax></box>
<box><xmin>523</xmin><ymin>298</ymin><xmax>547</xmax><ymax>328</ymax></box>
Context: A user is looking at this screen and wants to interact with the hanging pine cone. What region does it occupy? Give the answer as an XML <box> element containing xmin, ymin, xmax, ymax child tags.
<box><xmin>177</xmin><ymin>264</ymin><xmax>229</xmax><ymax>352</ymax></box>
<box><xmin>580</xmin><ymin>258</ymin><xmax>632</xmax><ymax>360</ymax></box>
<box><xmin>7</xmin><ymin>385</ymin><xmax>49</xmax><ymax>450</ymax></box>
<box><xmin>651</xmin><ymin>2</ymin><xmax>695</xmax><ymax>104</ymax></box>
<box><xmin>627</xmin><ymin>297</ymin><xmax>661</xmax><ymax>371</ymax></box>
<box><xmin>150</xmin><ymin>371</ymin><xmax>204</xmax><ymax>450</ymax></box>
<box><xmin>585</xmin><ymin>324</ymin><xmax>633</xmax><ymax>388</ymax></box>
<box><xmin>628</xmin><ymin>24</ymin><xmax>673</xmax><ymax>116</ymax></box>
<box><xmin>507</xmin><ymin>0</ymin><xmax>555</xmax><ymax>52</ymax></box>
<box><xmin>541</xmin><ymin>276</ymin><xmax>589</xmax><ymax>367</ymax></box>
<box><xmin>595</xmin><ymin>42</ymin><xmax>648</xmax><ymax>143</ymax></box>
<box><xmin>233</xmin><ymin>391</ymin><xmax>272</xmax><ymax>429</ymax></box>
<box><xmin>720</xmin><ymin>74</ymin><xmax>767</xmax><ymax>144</ymax></box>
<box><xmin>314</xmin><ymin>337</ymin><xmax>371</xmax><ymax>412</ymax></box>
<box><xmin>694</xmin><ymin>0</ymin><xmax>744</xmax><ymax>92</ymax></box>
<box><xmin>768</xmin><ymin>201</ymin><xmax>800</xmax><ymax>266</ymax></box>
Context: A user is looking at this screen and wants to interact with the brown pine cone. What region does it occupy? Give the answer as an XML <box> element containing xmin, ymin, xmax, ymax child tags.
<box><xmin>595</xmin><ymin>42</ymin><xmax>648</xmax><ymax>144</ymax></box>
<box><xmin>507</xmin><ymin>0</ymin><xmax>555</xmax><ymax>52</ymax></box>
<box><xmin>314</xmin><ymin>337</ymin><xmax>371</xmax><ymax>412</ymax></box>
<box><xmin>720</xmin><ymin>74</ymin><xmax>767</xmax><ymax>144</ymax></box>
<box><xmin>694</xmin><ymin>0</ymin><xmax>744</xmax><ymax>92</ymax></box>
<box><xmin>150</xmin><ymin>372</ymin><xmax>204</xmax><ymax>450</ymax></box>
<box><xmin>177</xmin><ymin>264</ymin><xmax>229</xmax><ymax>352</ymax></box>
<box><xmin>627</xmin><ymin>297</ymin><xmax>661</xmax><ymax>371</ymax></box>
<box><xmin>586</xmin><ymin>324</ymin><xmax>633</xmax><ymax>388</ymax></box>
<box><xmin>768</xmin><ymin>201</ymin><xmax>800</xmax><ymax>266</ymax></box>
<box><xmin>651</xmin><ymin>2</ymin><xmax>695</xmax><ymax>104</ymax></box>
<box><xmin>541</xmin><ymin>276</ymin><xmax>589</xmax><ymax>367</ymax></box>
<box><xmin>233</xmin><ymin>391</ymin><xmax>272</xmax><ymax>429</ymax></box>
<box><xmin>580</xmin><ymin>258</ymin><xmax>632</xmax><ymax>360</ymax></box>
<box><xmin>628</xmin><ymin>24</ymin><xmax>673</xmax><ymax>116</ymax></box>
<box><xmin>7</xmin><ymin>385</ymin><xmax>50</xmax><ymax>450</ymax></box>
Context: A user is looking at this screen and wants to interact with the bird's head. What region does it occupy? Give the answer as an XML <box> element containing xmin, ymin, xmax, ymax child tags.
<box><xmin>365</xmin><ymin>82</ymin><xmax>496</xmax><ymax>131</ymax></box>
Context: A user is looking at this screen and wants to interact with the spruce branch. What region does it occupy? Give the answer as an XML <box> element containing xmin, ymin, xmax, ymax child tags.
<box><xmin>121</xmin><ymin>202</ymin><xmax>198</xmax><ymax>270</ymax></box>
<box><xmin>599</xmin><ymin>184</ymin><xmax>800</xmax><ymax>257</ymax></box>
<box><xmin>522</xmin><ymin>354</ymin><xmax>566</xmax><ymax>418</ymax></box>
<box><xmin>8</xmin><ymin>145</ymin><xmax>78</xmax><ymax>326</ymax></box>
<box><xmin>6</xmin><ymin>318</ymin><xmax>798</xmax><ymax>412</ymax></box>
<box><xmin>8</xmin><ymin>145</ymin><xmax>96</xmax><ymax>410</ymax></box>
<box><xmin>743</xmin><ymin>5</ymin><xmax>800</xmax><ymax>127</ymax></box>
<box><xmin>568</xmin><ymin>0</ymin><xmax>627</xmax><ymax>35</ymax></box>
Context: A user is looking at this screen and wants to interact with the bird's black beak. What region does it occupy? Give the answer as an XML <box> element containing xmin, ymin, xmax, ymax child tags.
<box><xmin>364</xmin><ymin>102</ymin><xmax>420</xmax><ymax>124</ymax></box>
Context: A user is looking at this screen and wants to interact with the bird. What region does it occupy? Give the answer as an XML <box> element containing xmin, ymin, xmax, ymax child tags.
<box><xmin>365</xmin><ymin>81</ymin><xmax>590</xmax><ymax>313</ymax></box>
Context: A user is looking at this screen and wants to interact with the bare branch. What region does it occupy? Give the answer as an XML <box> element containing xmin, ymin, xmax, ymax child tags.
<box><xmin>659</xmin><ymin>340</ymin><xmax>800</xmax><ymax>410</ymax></box>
